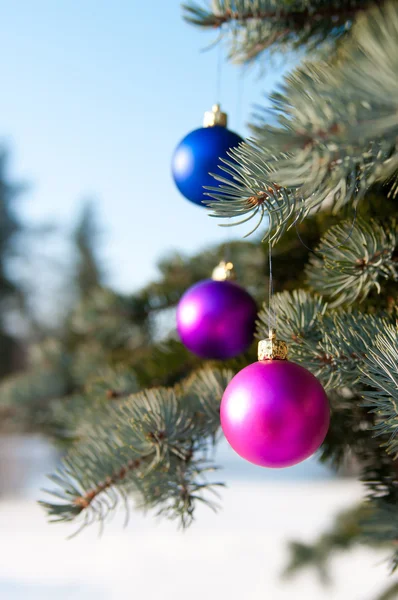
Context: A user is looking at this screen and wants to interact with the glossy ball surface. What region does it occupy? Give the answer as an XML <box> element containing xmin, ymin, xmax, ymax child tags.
<box><xmin>171</xmin><ymin>125</ymin><xmax>243</xmax><ymax>206</ymax></box>
<box><xmin>220</xmin><ymin>360</ymin><xmax>330</xmax><ymax>468</ymax></box>
<box><xmin>176</xmin><ymin>279</ymin><xmax>257</xmax><ymax>359</ymax></box>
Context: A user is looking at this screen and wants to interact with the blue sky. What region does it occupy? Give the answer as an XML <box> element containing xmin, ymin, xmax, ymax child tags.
<box><xmin>0</xmin><ymin>0</ymin><xmax>288</xmax><ymax>296</ymax></box>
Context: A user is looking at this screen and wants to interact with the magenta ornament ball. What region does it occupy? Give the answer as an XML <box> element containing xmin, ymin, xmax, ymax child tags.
<box><xmin>220</xmin><ymin>360</ymin><xmax>330</xmax><ymax>468</ymax></box>
<box><xmin>176</xmin><ymin>279</ymin><xmax>257</xmax><ymax>360</ymax></box>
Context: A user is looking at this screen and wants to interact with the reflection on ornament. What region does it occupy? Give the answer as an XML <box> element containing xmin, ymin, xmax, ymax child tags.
<box><xmin>220</xmin><ymin>331</ymin><xmax>330</xmax><ymax>468</ymax></box>
<box><xmin>171</xmin><ymin>104</ymin><xmax>244</xmax><ymax>207</ymax></box>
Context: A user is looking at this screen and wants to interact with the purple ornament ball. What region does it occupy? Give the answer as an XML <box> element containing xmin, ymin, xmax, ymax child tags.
<box><xmin>220</xmin><ymin>360</ymin><xmax>330</xmax><ymax>468</ymax></box>
<box><xmin>176</xmin><ymin>279</ymin><xmax>257</xmax><ymax>360</ymax></box>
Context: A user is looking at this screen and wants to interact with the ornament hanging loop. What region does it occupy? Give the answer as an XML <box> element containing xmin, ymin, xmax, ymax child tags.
<box><xmin>258</xmin><ymin>331</ymin><xmax>288</xmax><ymax>361</ymax></box>
<box><xmin>203</xmin><ymin>104</ymin><xmax>228</xmax><ymax>128</ymax></box>
<box><xmin>212</xmin><ymin>260</ymin><xmax>236</xmax><ymax>281</ymax></box>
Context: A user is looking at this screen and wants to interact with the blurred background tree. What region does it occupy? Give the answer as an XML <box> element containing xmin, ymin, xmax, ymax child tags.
<box><xmin>0</xmin><ymin>2</ymin><xmax>398</xmax><ymax>598</ymax></box>
<box><xmin>0</xmin><ymin>149</ymin><xmax>28</xmax><ymax>378</ymax></box>
<box><xmin>72</xmin><ymin>200</ymin><xmax>104</xmax><ymax>302</ymax></box>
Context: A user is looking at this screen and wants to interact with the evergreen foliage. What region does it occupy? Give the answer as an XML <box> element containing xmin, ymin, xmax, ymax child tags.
<box><xmin>1</xmin><ymin>0</ymin><xmax>397</xmax><ymax>594</ymax></box>
<box><xmin>205</xmin><ymin>2</ymin><xmax>398</xmax><ymax>242</ymax></box>
<box><xmin>182</xmin><ymin>0</ymin><xmax>377</xmax><ymax>62</ymax></box>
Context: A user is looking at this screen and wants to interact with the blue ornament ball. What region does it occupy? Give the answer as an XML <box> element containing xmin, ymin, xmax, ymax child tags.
<box><xmin>171</xmin><ymin>125</ymin><xmax>243</xmax><ymax>207</ymax></box>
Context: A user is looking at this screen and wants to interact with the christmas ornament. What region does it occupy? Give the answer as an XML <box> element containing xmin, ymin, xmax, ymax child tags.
<box><xmin>176</xmin><ymin>261</ymin><xmax>257</xmax><ymax>359</ymax></box>
<box><xmin>171</xmin><ymin>104</ymin><xmax>244</xmax><ymax>206</ymax></box>
<box><xmin>220</xmin><ymin>332</ymin><xmax>330</xmax><ymax>468</ymax></box>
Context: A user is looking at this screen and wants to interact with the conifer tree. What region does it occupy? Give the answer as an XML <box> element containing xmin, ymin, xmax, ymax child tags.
<box><xmin>0</xmin><ymin>149</ymin><xmax>27</xmax><ymax>379</ymax></box>
<box><xmin>72</xmin><ymin>200</ymin><xmax>104</xmax><ymax>302</ymax></box>
<box><xmin>1</xmin><ymin>2</ymin><xmax>398</xmax><ymax>594</ymax></box>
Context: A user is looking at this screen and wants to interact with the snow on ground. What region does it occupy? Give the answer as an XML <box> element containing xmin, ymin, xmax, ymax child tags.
<box><xmin>0</xmin><ymin>436</ymin><xmax>394</xmax><ymax>600</ymax></box>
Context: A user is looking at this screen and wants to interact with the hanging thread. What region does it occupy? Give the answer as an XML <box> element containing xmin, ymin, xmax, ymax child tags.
<box><xmin>215</xmin><ymin>39</ymin><xmax>231</xmax><ymax>266</ymax></box>
<box><xmin>223</xmin><ymin>65</ymin><xmax>246</xmax><ymax>268</ymax></box>
<box><xmin>216</xmin><ymin>39</ymin><xmax>223</xmax><ymax>104</ymax></box>
<box><xmin>294</xmin><ymin>206</ymin><xmax>358</xmax><ymax>257</ymax></box>
<box><xmin>268</xmin><ymin>240</ymin><xmax>277</xmax><ymax>336</ymax></box>
<box><xmin>236</xmin><ymin>66</ymin><xmax>245</xmax><ymax>132</ymax></box>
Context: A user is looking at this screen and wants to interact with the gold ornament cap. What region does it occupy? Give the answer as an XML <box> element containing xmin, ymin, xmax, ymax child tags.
<box><xmin>212</xmin><ymin>260</ymin><xmax>236</xmax><ymax>281</ymax></box>
<box><xmin>258</xmin><ymin>330</ymin><xmax>288</xmax><ymax>361</ymax></box>
<box><xmin>203</xmin><ymin>104</ymin><xmax>228</xmax><ymax>128</ymax></box>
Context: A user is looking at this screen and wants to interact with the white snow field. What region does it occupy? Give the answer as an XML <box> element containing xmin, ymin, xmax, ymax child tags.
<box><xmin>0</xmin><ymin>435</ymin><xmax>395</xmax><ymax>600</ymax></box>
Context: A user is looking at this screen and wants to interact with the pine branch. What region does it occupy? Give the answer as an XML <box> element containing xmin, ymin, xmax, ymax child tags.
<box><xmin>361</xmin><ymin>325</ymin><xmax>398</xmax><ymax>458</ymax></box>
<box><xmin>318</xmin><ymin>389</ymin><xmax>362</xmax><ymax>467</ymax></box>
<box><xmin>373</xmin><ymin>580</ymin><xmax>398</xmax><ymax>600</ymax></box>
<box><xmin>258</xmin><ymin>287</ymin><xmax>398</xmax><ymax>569</ymax></box>
<box><xmin>290</xmin><ymin>423</ymin><xmax>398</xmax><ymax>575</ymax></box>
<box><xmin>71</xmin><ymin>287</ymin><xmax>150</xmax><ymax>350</ymax></box>
<box><xmin>40</xmin><ymin>368</ymin><xmax>233</xmax><ymax>532</ymax></box>
<box><xmin>283</xmin><ymin>388</ymin><xmax>398</xmax><ymax>575</ymax></box>
<box><xmin>361</xmin><ymin>500</ymin><xmax>398</xmax><ymax>572</ymax></box>
<box><xmin>206</xmin><ymin>2</ymin><xmax>398</xmax><ymax>244</ymax></box>
<box><xmin>205</xmin><ymin>142</ymin><xmax>298</xmax><ymax>244</ymax></box>
<box><xmin>0</xmin><ymin>367</ymin><xmax>68</xmax><ymax>432</ymax></box>
<box><xmin>256</xmin><ymin>288</ymin><xmax>327</xmax><ymax>344</ymax></box>
<box><xmin>0</xmin><ymin>237</ymin><xmax>266</xmax><ymax>438</ymax></box>
<box><xmin>0</xmin><ymin>339</ymin><xmax>73</xmax><ymax>433</ymax></box>
<box><xmin>318</xmin><ymin>312</ymin><xmax>385</xmax><ymax>389</ymax></box>
<box><xmin>139</xmin><ymin>239</ymin><xmax>264</xmax><ymax>311</ymax></box>
<box><xmin>283</xmin><ymin>504</ymin><xmax>375</xmax><ymax>583</ymax></box>
<box><xmin>256</xmin><ymin>288</ymin><xmax>391</xmax><ymax>389</ymax></box>
<box><xmin>183</xmin><ymin>1</ymin><xmax>377</xmax><ymax>62</ymax></box>
<box><xmin>184</xmin><ymin>1</ymin><xmax>369</xmax><ymax>28</ymax></box>
<box><xmin>306</xmin><ymin>218</ymin><xmax>398</xmax><ymax>307</ymax></box>
<box><xmin>49</xmin><ymin>367</ymin><xmax>140</xmax><ymax>444</ymax></box>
